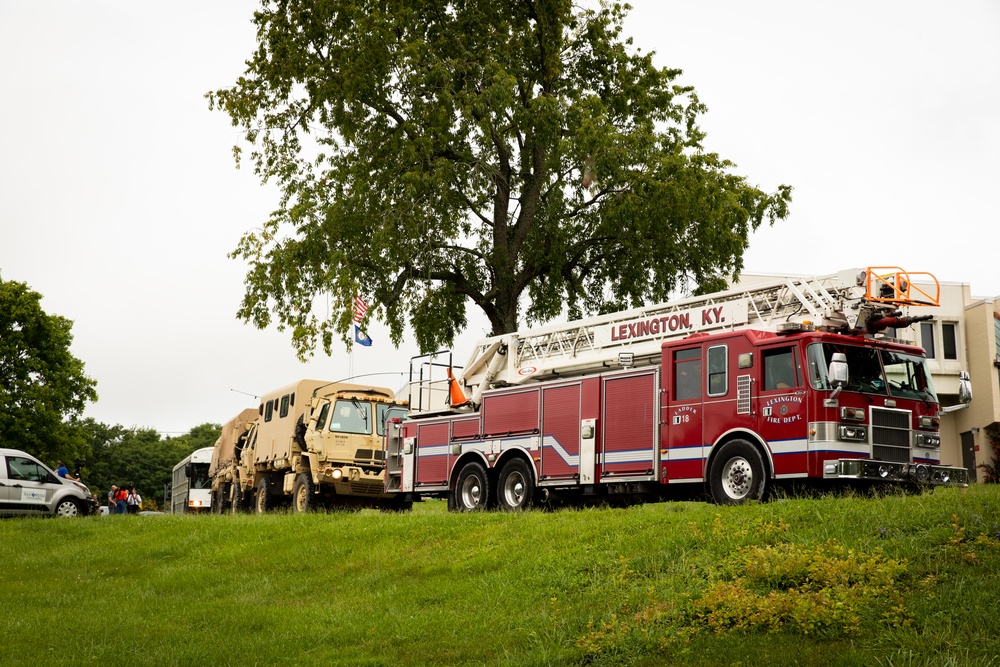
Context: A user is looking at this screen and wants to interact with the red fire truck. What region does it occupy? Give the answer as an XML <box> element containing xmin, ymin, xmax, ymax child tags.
<box><xmin>384</xmin><ymin>267</ymin><xmax>972</xmax><ymax>509</ymax></box>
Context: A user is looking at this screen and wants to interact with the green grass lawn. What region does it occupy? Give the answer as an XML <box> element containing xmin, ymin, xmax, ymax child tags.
<box><xmin>2</xmin><ymin>486</ymin><xmax>999</xmax><ymax>666</ymax></box>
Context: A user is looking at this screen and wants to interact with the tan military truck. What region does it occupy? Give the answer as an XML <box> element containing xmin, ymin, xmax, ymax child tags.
<box><xmin>208</xmin><ymin>408</ymin><xmax>259</xmax><ymax>513</ymax></box>
<box><xmin>231</xmin><ymin>379</ymin><xmax>410</xmax><ymax>513</ymax></box>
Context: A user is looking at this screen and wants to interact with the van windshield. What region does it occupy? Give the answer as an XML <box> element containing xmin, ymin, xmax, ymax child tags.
<box><xmin>806</xmin><ymin>343</ymin><xmax>937</xmax><ymax>402</ymax></box>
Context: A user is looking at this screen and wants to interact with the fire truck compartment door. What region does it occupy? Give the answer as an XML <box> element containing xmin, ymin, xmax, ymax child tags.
<box><xmin>402</xmin><ymin>437</ymin><xmax>415</xmax><ymax>493</ymax></box>
<box><xmin>580</xmin><ymin>418</ymin><xmax>596</xmax><ymax>483</ymax></box>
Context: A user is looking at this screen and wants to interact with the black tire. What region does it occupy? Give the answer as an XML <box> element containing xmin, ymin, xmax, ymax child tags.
<box><xmin>497</xmin><ymin>458</ymin><xmax>534</xmax><ymax>511</ymax></box>
<box><xmin>451</xmin><ymin>461</ymin><xmax>490</xmax><ymax>512</ymax></box>
<box><xmin>708</xmin><ymin>439</ymin><xmax>767</xmax><ymax>505</ymax></box>
<box><xmin>54</xmin><ymin>498</ymin><xmax>82</xmax><ymax>518</ymax></box>
<box><xmin>292</xmin><ymin>472</ymin><xmax>314</xmax><ymax>513</ymax></box>
<box><xmin>230</xmin><ymin>481</ymin><xmax>244</xmax><ymax>514</ymax></box>
<box><xmin>213</xmin><ymin>484</ymin><xmax>229</xmax><ymax>514</ymax></box>
<box><xmin>379</xmin><ymin>495</ymin><xmax>413</xmax><ymax>513</ymax></box>
<box><xmin>295</xmin><ymin>415</ymin><xmax>307</xmax><ymax>451</ymax></box>
<box><xmin>255</xmin><ymin>477</ymin><xmax>270</xmax><ymax>514</ymax></box>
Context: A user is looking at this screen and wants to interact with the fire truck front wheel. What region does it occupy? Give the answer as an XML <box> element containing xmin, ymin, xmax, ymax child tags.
<box><xmin>497</xmin><ymin>458</ymin><xmax>534</xmax><ymax>511</ymax></box>
<box><xmin>452</xmin><ymin>461</ymin><xmax>490</xmax><ymax>512</ymax></box>
<box><xmin>709</xmin><ymin>440</ymin><xmax>767</xmax><ymax>505</ymax></box>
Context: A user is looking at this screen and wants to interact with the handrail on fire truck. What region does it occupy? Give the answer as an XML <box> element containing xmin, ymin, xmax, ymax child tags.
<box><xmin>409</xmin><ymin>266</ymin><xmax>941</xmax><ymax>414</ymax></box>
<box><xmin>864</xmin><ymin>266</ymin><xmax>940</xmax><ymax>307</ymax></box>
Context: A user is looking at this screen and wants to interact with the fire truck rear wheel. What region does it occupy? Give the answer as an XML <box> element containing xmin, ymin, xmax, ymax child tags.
<box><xmin>497</xmin><ymin>458</ymin><xmax>534</xmax><ymax>511</ymax></box>
<box><xmin>709</xmin><ymin>440</ymin><xmax>767</xmax><ymax>505</ymax></box>
<box><xmin>452</xmin><ymin>461</ymin><xmax>490</xmax><ymax>512</ymax></box>
<box><xmin>292</xmin><ymin>473</ymin><xmax>314</xmax><ymax>513</ymax></box>
<box><xmin>255</xmin><ymin>478</ymin><xmax>270</xmax><ymax>514</ymax></box>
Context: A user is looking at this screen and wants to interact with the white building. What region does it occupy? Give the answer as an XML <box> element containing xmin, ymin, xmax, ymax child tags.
<box><xmin>920</xmin><ymin>283</ymin><xmax>999</xmax><ymax>482</ymax></box>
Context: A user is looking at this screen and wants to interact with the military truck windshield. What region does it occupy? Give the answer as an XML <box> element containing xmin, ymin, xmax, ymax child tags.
<box><xmin>807</xmin><ymin>343</ymin><xmax>937</xmax><ymax>402</ymax></box>
<box><xmin>328</xmin><ymin>399</ymin><xmax>371</xmax><ymax>434</ymax></box>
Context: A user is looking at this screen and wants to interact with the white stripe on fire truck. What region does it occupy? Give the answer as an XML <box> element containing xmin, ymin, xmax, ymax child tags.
<box><xmin>415</xmin><ymin>444</ymin><xmax>449</xmax><ymax>458</ymax></box>
<box><xmin>542</xmin><ymin>436</ymin><xmax>579</xmax><ymax>466</ymax></box>
<box><xmin>667</xmin><ymin>445</ymin><xmax>704</xmax><ymax>461</ymax></box>
<box><xmin>602</xmin><ymin>449</ymin><xmax>654</xmax><ymax>464</ymax></box>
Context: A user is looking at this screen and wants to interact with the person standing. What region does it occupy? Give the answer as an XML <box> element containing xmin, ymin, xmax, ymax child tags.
<box><xmin>107</xmin><ymin>485</ymin><xmax>118</xmax><ymax>513</ymax></box>
<box><xmin>126</xmin><ymin>486</ymin><xmax>142</xmax><ymax>514</ymax></box>
<box><xmin>115</xmin><ymin>485</ymin><xmax>128</xmax><ymax>514</ymax></box>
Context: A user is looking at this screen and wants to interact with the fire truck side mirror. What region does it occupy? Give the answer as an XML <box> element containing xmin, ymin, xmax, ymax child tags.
<box><xmin>828</xmin><ymin>353</ymin><xmax>849</xmax><ymax>388</ymax></box>
<box><xmin>958</xmin><ymin>371</ymin><xmax>973</xmax><ymax>404</ymax></box>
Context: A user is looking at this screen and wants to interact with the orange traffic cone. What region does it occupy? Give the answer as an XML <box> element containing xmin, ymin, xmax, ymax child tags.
<box><xmin>447</xmin><ymin>368</ymin><xmax>467</xmax><ymax>406</ymax></box>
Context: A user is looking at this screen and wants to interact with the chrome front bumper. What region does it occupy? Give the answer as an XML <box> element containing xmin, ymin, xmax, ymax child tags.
<box><xmin>823</xmin><ymin>458</ymin><xmax>969</xmax><ymax>486</ymax></box>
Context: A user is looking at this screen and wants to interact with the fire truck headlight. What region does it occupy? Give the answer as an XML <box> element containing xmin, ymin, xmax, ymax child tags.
<box><xmin>916</xmin><ymin>433</ymin><xmax>940</xmax><ymax>448</ymax></box>
<box><xmin>841</xmin><ymin>407</ymin><xmax>866</xmax><ymax>422</ymax></box>
<box><xmin>839</xmin><ymin>425</ymin><xmax>867</xmax><ymax>441</ymax></box>
<box><xmin>878</xmin><ymin>465</ymin><xmax>890</xmax><ymax>478</ymax></box>
<box><xmin>919</xmin><ymin>416</ymin><xmax>940</xmax><ymax>429</ymax></box>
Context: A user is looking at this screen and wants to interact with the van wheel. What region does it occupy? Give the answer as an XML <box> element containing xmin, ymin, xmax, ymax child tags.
<box><xmin>54</xmin><ymin>498</ymin><xmax>82</xmax><ymax>518</ymax></box>
<box><xmin>292</xmin><ymin>473</ymin><xmax>314</xmax><ymax>513</ymax></box>
<box><xmin>709</xmin><ymin>440</ymin><xmax>767</xmax><ymax>505</ymax></box>
<box><xmin>255</xmin><ymin>478</ymin><xmax>270</xmax><ymax>514</ymax></box>
<box><xmin>497</xmin><ymin>458</ymin><xmax>534</xmax><ymax>511</ymax></box>
<box><xmin>451</xmin><ymin>461</ymin><xmax>489</xmax><ymax>512</ymax></box>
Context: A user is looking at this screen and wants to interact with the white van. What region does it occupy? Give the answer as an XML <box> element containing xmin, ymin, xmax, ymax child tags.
<box><xmin>0</xmin><ymin>448</ymin><xmax>92</xmax><ymax>517</ymax></box>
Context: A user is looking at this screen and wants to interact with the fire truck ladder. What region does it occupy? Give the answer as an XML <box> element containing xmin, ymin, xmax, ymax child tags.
<box><xmin>417</xmin><ymin>267</ymin><xmax>938</xmax><ymax>413</ymax></box>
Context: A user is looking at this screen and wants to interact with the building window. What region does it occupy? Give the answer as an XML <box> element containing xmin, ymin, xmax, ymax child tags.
<box><xmin>942</xmin><ymin>323</ymin><xmax>957</xmax><ymax>361</ymax></box>
<box><xmin>920</xmin><ymin>322</ymin><xmax>936</xmax><ymax>359</ymax></box>
<box><xmin>994</xmin><ymin>314</ymin><xmax>1000</xmax><ymax>360</ymax></box>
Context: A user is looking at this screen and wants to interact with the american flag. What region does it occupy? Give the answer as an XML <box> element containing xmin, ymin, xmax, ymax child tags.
<box><xmin>353</xmin><ymin>296</ymin><xmax>368</xmax><ymax>323</ymax></box>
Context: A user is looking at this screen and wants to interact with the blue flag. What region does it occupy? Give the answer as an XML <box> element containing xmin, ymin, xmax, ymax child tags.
<box><xmin>354</xmin><ymin>325</ymin><xmax>373</xmax><ymax>347</ymax></box>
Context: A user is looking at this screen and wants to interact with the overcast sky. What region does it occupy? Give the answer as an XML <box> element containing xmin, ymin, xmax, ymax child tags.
<box><xmin>2</xmin><ymin>1</ymin><xmax>998</xmax><ymax>435</ymax></box>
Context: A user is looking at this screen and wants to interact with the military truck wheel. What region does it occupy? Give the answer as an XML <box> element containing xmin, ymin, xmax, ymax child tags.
<box><xmin>213</xmin><ymin>485</ymin><xmax>229</xmax><ymax>514</ymax></box>
<box><xmin>292</xmin><ymin>473</ymin><xmax>314</xmax><ymax>513</ymax></box>
<box><xmin>497</xmin><ymin>458</ymin><xmax>534</xmax><ymax>511</ymax></box>
<box><xmin>451</xmin><ymin>461</ymin><xmax>490</xmax><ymax>512</ymax></box>
<box><xmin>230</xmin><ymin>482</ymin><xmax>243</xmax><ymax>514</ymax></box>
<box><xmin>709</xmin><ymin>439</ymin><xmax>767</xmax><ymax>505</ymax></box>
<box><xmin>255</xmin><ymin>478</ymin><xmax>270</xmax><ymax>514</ymax></box>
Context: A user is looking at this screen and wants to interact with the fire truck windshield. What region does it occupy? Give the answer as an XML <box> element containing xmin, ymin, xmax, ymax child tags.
<box><xmin>806</xmin><ymin>343</ymin><xmax>937</xmax><ymax>402</ymax></box>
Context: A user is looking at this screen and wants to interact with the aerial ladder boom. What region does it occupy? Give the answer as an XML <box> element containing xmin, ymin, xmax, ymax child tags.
<box><xmin>411</xmin><ymin>267</ymin><xmax>939</xmax><ymax>414</ymax></box>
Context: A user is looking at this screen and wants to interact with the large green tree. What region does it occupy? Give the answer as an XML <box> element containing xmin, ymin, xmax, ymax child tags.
<box><xmin>209</xmin><ymin>0</ymin><xmax>791</xmax><ymax>357</ymax></box>
<box><xmin>0</xmin><ymin>275</ymin><xmax>98</xmax><ymax>463</ymax></box>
